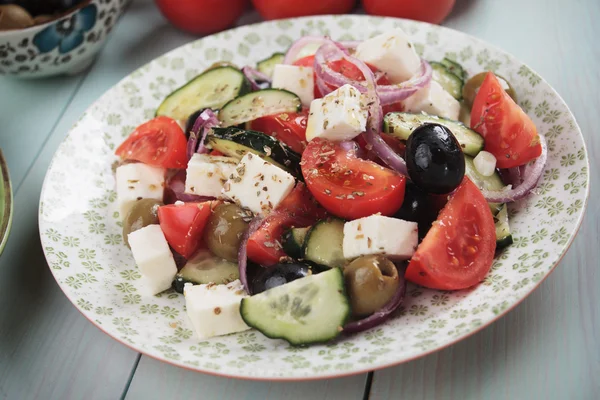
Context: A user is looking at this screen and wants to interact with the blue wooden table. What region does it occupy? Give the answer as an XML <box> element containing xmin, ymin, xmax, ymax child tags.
<box><xmin>1</xmin><ymin>1</ymin><xmax>598</xmax><ymax>398</ymax></box>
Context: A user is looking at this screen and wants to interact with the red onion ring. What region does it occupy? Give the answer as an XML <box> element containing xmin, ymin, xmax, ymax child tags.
<box><xmin>314</xmin><ymin>42</ymin><xmax>432</xmax><ymax>105</ymax></box>
<box><xmin>186</xmin><ymin>109</ymin><xmax>219</xmax><ymax>159</ymax></box>
<box><xmin>283</xmin><ymin>36</ymin><xmax>354</xmax><ymax>64</ymax></box>
<box><xmin>242</xmin><ymin>65</ymin><xmax>271</xmax><ymax>91</ymax></box>
<box><xmin>344</xmin><ymin>268</ymin><xmax>407</xmax><ymax>334</ymax></box>
<box><xmin>481</xmin><ymin>135</ymin><xmax>548</xmax><ymax>203</ymax></box>
<box><xmin>237</xmin><ymin>216</ymin><xmax>264</xmax><ymax>293</ymax></box>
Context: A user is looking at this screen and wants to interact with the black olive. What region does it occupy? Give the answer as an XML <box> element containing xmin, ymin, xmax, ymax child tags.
<box><xmin>172</xmin><ymin>276</ymin><xmax>186</xmax><ymax>294</ymax></box>
<box><xmin>251</xmin><ymin>263</ymin><xmax>312</xmax><ymax>294</ymax></box>
<box><xmin>405</xmin><ymin>123</ymin><xmax>465</xmax><ymax>194</ymax></box>
<box><xmin>394</xmin><ymin>181</ymin><xmax>439</xmax><ymax>239</ymax></box>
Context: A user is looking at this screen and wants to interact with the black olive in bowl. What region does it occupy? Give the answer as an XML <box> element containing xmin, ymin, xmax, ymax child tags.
<box><xmin>405</xmin><ymin>123</ymin><xmax>465</xmax><ymax>194</ymax></box>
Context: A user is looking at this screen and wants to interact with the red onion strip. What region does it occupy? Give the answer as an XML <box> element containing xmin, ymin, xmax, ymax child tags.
<box><xmin>186</xmin><ymin>109</ymin><xmax>219</xmax><ymax>159</ymax></box>
<box><xmin>344</xmin><ymin>269</ymin><xmax>407</xmax><ymax>334</ymax></box>
<box><xmin>242</xmin><ymin>65</ymin><xmax>271</xmax><ymax>91</ymax></box>
<box><xmin>482</xmin><ymin>135</ymin><xmax>548</xmax><ymax>203</ymax></box>
<box><xmin>237</xmin><ymin>216</ymin><xmax>264</xmax><ymax>293</ymax></box>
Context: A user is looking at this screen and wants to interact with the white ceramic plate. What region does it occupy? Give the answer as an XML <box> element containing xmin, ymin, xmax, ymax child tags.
<box><xmin>39</xmin><ymin>15</ymin><xmax>589</xmax><ymax>380</ymax></box>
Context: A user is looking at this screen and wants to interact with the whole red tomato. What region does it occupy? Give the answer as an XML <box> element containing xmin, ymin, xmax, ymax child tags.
<box><xmin>362</xmin><ymin>0</ymin><xmax>456</xmax><ymax>24</ymax></box>
<box><xmin>252</xmin><ymin>0</ymin><xmax>355</xmax><ymax>20</ymax></box>
<box><xmin>155</xmin><ymin>0</ymin><xmax>248</xmax><ymax>35</ymax></box>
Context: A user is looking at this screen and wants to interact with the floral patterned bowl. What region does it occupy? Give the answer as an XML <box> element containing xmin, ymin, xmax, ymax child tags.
<box><xmin>39</xmin><ymin>15</ymin><xmax>589</xmax><ymax>380</ymax></box>
<box><xmin>0</xmin><ymin>0</ymin><xmax>130</xmax><ymax>78</ymax></box>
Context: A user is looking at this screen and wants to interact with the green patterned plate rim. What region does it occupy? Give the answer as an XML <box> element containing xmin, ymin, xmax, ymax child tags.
<box><xmin>38</xmin><ymin>15</ymin><xmax>590</xmax><ymax>380</ymax></box>
<box><xmin>0</xmin><ymin>149</ymin><xmax>13</xmax><ymax>255</ymax></box>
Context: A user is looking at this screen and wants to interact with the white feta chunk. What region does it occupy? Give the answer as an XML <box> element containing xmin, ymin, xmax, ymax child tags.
<box><xmin>185</xmin><ymin>154</ymin><xmax>238</xmax><ymax>198</ymax></box>
<box><xmin>184</xmin><ymin>280</ymin><xmax>250</xmax><ymax>340</ymax></box>
<box><xmin>402</xmin><ymin>81</ymin><xmax>460</xmax><ymax>120</ymax></box>
<box><xmin>354</xmin><ymin>28</ymin><xmax>421</xmax><ymax>84</ymax></box>
<box><xmin>305</xmin><ymin>84</ymin><xmax>368</xmax><ymax>142</ymax></box>
<box><xmin>222</xmin><ymin>153</ymin><xmax>295</xmax><ymax>215</ymax></box>
<box><xmin>343</xmin><ymin>215</ymin><xmax>418</xmax><ymax>260</ymax></box>
<box><xmin>272</xmin><ymin>64</ymin><xmax>315</xmax><ymax>106</ymax></box>
<box><xmin>116</xmin><ymin>163</ymin><xmax>165</xmax><ymax>219</ymax></box>
<box><xmin>128</xmin><ymin>225</ymin><xmax>177</xmax><ymax>295</ymax></box>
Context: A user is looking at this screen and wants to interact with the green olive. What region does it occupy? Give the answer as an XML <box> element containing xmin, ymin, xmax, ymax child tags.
<box><xmin>343</xmin><ymin>255</ymin><xmax>400</xmax><ymax>317</ymax></box>
<box><xmin>204</xmin><ymin>203</ymin><xmax>250</xmax><ymax>262</ymax></box>
<box><xmin>462</xmin><ymin>72</ymin><xmax>518</xmax><ymax>108</ymax></box>
<box><xmin>122</xmin><ymin>199</ymin><xmax>163</xmax><ymax>247</ymax></box>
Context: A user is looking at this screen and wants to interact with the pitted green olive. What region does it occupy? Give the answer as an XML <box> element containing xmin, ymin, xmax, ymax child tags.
<box><xmin>204</xmin><ymin>203</ymin><xmax>250</xmax><ymax>262</ymax></box>
<box><xmin>343</xmin><ymin>255</ymin><xmax>400</xmax><ymax>317</ymax></box>
<box><xmin>122</xmin><ymin>199</ymin><xmax>163</xmax><ymax>247</ymax></box>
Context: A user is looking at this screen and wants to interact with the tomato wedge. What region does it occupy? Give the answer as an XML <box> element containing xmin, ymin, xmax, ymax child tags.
<box><xmin>405</xmin><ymin>178</ymin><xmax>496</xmax><ymax>290</ymax></box>
<box><xmin>249</xmin><ymin>109</ymin><xmax>309</xmax><ymax>153</ymax></box>
<box><xmin>246</xmin><ymin>183</ymin><xmax>326</xmax><ymax>266</ymax></box>
<box><xmin>157</xmin><ymin>201</ymin><xmax>215</xmax><ymax>258</ymax></box>
<box><xmin>116</xmin><ymin>116</ymin><xmax>188</xmax><ymax>169</ymax></box>
<box><xmin>301</xmin><ymin>139</ymin><xmax>406</xmax><ymax>220</ymax></box>
<box><xmin>470</xmin><ymin>72</ymin><xmax>542</xmax><ymax>168</ymax></box>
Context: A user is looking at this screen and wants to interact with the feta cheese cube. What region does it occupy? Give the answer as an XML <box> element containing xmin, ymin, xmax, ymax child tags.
<box><xmin>402</xmin><ymin>81</ymin><xmax>460</xmax><ymax>120</ymax></box>
<box><xmin>305</xmin><ymin>84</ymin><xmax>368</xmax><ymax>142</ymax></box>
<box><xmin>272</xmin><ymin>64</ymin><xmax>315</xmax><ymax>107</ymax></box>
<box><xmin>354</xmin><ymin>28</ymin><xmax>421</xmax><ymax>84</ymax></box>
<box><xmin>128</xmin><ymin>225</ymin><xmax>177</xmax><ymax>295</ymax></box>
<box><xmin>116</xmin><ymin>163</ymin><xmax>165</xmax><ymax>219</ymax></box>
<box><xmin>343</xmin><ymin>215</ymin><xmax>418</xmax><ymax>260</ymax></box>
<box><xmin>222</xmin><ymin>153</ymin><xmax>295</xmax><ymax>215</ymax></box>
<box><xmin>184</xmin><ymin>280</ymin><xmax>250</xmax><ymax>340</ymax></box>
<box><xmin>185</xmin><ymin>154</ymin><xmax>238</xmax><ymax>198</ymax></box>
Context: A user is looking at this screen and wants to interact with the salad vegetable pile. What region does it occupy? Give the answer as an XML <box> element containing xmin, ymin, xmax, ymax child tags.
<box><xmin>114</xmin><ymin>28</ymin><xmax>547</xmax><ymax>346</ymax></box>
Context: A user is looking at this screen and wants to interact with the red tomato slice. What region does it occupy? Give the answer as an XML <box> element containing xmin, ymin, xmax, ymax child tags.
<box><xmin>405</xmin><ymin>177</ymin><xmax>496</xmax><ymax>290</ymax></box>
<box><xmin>249</xmin><ymin>109</ymin><xmax>309</xmax><ymax>153</ymax></box>
<box><xmin>470</xmin><ymin>72</ymin><xmax>542</xmax><ymax>168</ymax></box>
<box><xmin>293</xmin><ymin>55</ymin><xmax>403</xmax><ymax>112</ymax></box>
<box><xmin>157</xmin><ymin>201</ymin><xmax>215</xmax><ymax>259</ymax></box>
<box><xmin>116</xmin><ymin>116</ymin><xmax>188</xmax><ymax>169</ymax></box>
<box><xmin>301</xmin><ymin>139</ymin><xmax>406</xmax><ymax>220</ymax></box>
<box><xmin>246</xmin><ymin>183</ymin><xmax>326</xmax><ymax>266</ymax></box>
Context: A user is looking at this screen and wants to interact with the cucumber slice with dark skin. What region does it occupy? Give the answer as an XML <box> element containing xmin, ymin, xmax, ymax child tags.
<box><xmin>494</xmin><ymin>204</ymin><xmax>513</xmax><ymax>250</ymax></box>
<box><xmin>464</xmin><ymin>155</ymin><xmax>505</xmax><ymax>215</ymax></box>
<box><xmin>207</xmin><ymin>127</ymin><xmax>303</xmax><ymax>179</ymax></box>
<box><xmin>282</xmin><ymin>227</ymin><xmax>311</xmax><ymax>259</ymax></box>
<box><xmin>430</xmin><ymin>61</ymin><xmax>464</xmax><ymax>100</ymax></box>
<box><xmin>303</xmin><ymin>218</ymin><xmax>345</xmax><ymax>269</ymax></box>
<box><xmin>240</xmin><ymin>268</ymin><xmax>350</xmax><ymax>346</ymax></box>
<box><xmin>156</xmin><ymin>66</ymin><xmax>250</xmax><ymax>121</ymax></box>
<box><xmin>383</xmin><ymin>112</ymin><xmax>484</xmax><ymax>157</ymax></box>
<box><xmin>256</xmin><ymin>53</ymin><xmax>285</xmax><ymax>79</ymax></box>
<box><xmin>218</xmin><ymin>89</ymin><xmax>302</xmax><ymax>127</ymax></box>
<box><xmin>440</xmin><ymin>57</ymin><xmax>468</xmax><ymax>80</ymax></box>
<box><xmin>171</xmin><ymin>250</ymin><xmax>240</xmax><ymax>293</ymax></box>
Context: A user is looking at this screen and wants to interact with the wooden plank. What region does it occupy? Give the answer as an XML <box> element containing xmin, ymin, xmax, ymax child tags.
<box><xmin>125</xmin><ymin>356</ymin><xmax>368</xmax><ymax>400</ymax></box>
<box><xmin>370</xmin><ymin>0</ymin><xmax>600</xmax><ymax>398</ymax></box>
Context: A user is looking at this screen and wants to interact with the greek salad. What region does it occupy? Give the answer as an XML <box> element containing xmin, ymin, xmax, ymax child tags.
<box><xmin>115</xmin><ymin>28</ymin><xmax>547</xmax><ymax>346</ymax></box>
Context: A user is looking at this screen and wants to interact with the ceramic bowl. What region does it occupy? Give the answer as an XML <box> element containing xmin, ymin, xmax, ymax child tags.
<box><xmin>0</xmin><ymin>149</ymin><xmax>13</xmax><ymax>255</ymax></box>
<box><xmin>0</xmin><ymin>0</ymin><xmax>129</xmax><ymax>78</ymax></box>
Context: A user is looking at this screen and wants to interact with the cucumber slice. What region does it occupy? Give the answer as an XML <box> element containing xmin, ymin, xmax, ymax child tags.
<box><xmin>430</xmin><ymin>62</ymin><xmax>464</xmax><ymax>100</ymax></box>
<box><xmin>464</xmin><ymin>155</ymin><xmax>505</xmax><ymax>215</ymax></box>
<box><xmin>256</xmin><ymin>53</ymin><xmax>285</xmax><ymax>79</ymax></box>
<box><xmin>156</xmin><ymin>66</ymin><xmax>250</xmax><ymax>121</ymax></box>
<box><xmin>208</xmin><ymin>127</ymin><xmax>302</xmax><ymax>179</ymax></box>
<box><xmin>240</xmin><ymin>268</ymin><xmax>350</xmax><ymax>346</ymax></box>
<box><xmin>283</xmin><ymin>227</ymin><xmax>311</xmax><ymax>259</ymax></box>
<box><xmin>494</xmin><ymin>204</ymin><xmax>513</xmax><ymax>250</ymax></box>
<box><xmin>172</xmin><ymin>250</ymin><xmax>240</xmax><ymax>293</ymax></box>
<box><xmin>440</xmin><ymin>57</ymin><xmax>468</xmax><ymax>80</ymax></box>
<box><xmin>303</xmin><ymin>218</ymin><xmax>345</xmax><ymax>269</ymax></box>
<box><xmin>383</xmin><ymin>112</ymin><xmax>484</xmax><ymax>157</ymax></box>
<box><xmin>219</xmin><ymin>89</ymin><xmax>302</xmax><ymax>127</ymax></box>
